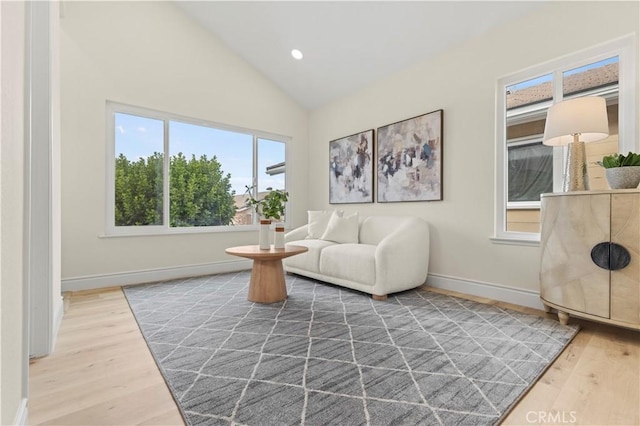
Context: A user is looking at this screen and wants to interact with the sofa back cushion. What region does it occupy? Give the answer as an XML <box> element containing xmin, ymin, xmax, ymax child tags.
<box><xmin>320</xmin><ymin>211</ymin><xmax>359</xmax><ymax>243</ymax></box>
<box><xmin>359</xmin><ymin>216</ymin><xmax>420</xmax><ymax>245</ymax></box>
<box><xmin>306</xmin><ymin>210</ymin><xmax>335</xmax><ymax>239</ymax></box>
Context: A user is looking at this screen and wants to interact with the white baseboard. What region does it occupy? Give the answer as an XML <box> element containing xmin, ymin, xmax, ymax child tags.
<box><xmin>61</xmin><ymin>260</ymin><xmax>252</xmax><ymax>292</ymax></box>
<box><xmin>62</xmin><ymin>264</ymin><xmax>544</xmax><ymax>311</ymax></box>
<box><xmin>14</xmin><ymin>398</ymin><xmax>27</xmax><ymax>425</ymax></box>
<box><xmin>426</xmin><ymin>273</ymin><xmax>545</xmax><ymax>310</ymax></box>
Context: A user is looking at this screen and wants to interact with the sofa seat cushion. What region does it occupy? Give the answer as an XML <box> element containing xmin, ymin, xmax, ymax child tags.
<box><xmin>284</xmin><ymin>239</ymin><xmax>338</xmax><ymax>273</ymax></box>
<box><xmin>319</xmin><ymin>244</ymin><xmax>376</xmax><ymax>286</ymax></box>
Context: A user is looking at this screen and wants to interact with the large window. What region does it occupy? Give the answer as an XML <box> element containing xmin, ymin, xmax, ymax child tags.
<box><xmin>495</xmin><ymin>36</ymin><xmax>637</xmax><ymax>243</ymax></box>
<box><xmin>106</xmin><ymin>102</ymin><xmax>288</xmax><ymax>235</ymax></box>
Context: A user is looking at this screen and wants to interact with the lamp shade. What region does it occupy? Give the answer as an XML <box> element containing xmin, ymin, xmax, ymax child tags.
<box><xmin>542</xmin><ymin>96</ymin><xmax>609</xmax><ymax>146</ymax></box>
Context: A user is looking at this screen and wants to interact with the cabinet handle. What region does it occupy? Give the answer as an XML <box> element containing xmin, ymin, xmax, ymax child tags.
<box><xmin>591</xmin><ymin>242</ymin><xmax>631</xmax><ymax>271</ymax></box>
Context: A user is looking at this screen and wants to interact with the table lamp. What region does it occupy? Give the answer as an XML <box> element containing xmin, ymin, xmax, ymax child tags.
<box><xmin>542</xmin><ymin>96</ymin><xmax>609</xmax><ymax>191</ymax></box>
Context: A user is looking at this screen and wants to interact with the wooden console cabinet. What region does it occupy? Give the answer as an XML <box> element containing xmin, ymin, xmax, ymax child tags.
<box><xmin>540</xmin><ymin>190</ymin><xmax>640</xmax><ymax>330</ymax></box>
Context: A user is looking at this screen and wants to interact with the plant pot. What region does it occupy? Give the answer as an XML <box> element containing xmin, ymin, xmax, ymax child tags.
<box><xmin>259</xmin><ymin>219</ymin><xmax>271</xmax><ymax>250</ymax></box>
<box><xmin>605</xmin><ymin>166</ymin><xmax>640</xmax><ymax>189</ymax></box>
<box><xmin>273</xmin><ymin>223</ymin><xmax>285</xmax><ymax>249</ymax></box>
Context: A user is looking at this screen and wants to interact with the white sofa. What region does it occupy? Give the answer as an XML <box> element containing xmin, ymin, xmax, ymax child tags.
<box><xmin>284</xmin><ymin>215</ymin><xmax>429</xmax><ymax>299</ymax></box>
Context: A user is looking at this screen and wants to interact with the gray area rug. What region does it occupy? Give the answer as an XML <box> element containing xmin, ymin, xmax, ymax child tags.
<box><xmin>123</xmin><ymin>271</ymin><xmax>579</xmax><ymax>426</ymax></box>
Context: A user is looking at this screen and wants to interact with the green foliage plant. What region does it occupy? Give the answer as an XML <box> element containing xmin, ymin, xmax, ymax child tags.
<box><xmin>244</xmin><ymin>185</ymin><xmax>289</xmax><ymax>221</ymax></box>
<box><xmin>598</xmin><ymin>152</ymin><xmax>640</xmax><ymax>168</ymax></box>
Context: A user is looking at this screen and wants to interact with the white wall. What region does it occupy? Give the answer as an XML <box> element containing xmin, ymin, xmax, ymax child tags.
<box><xmin>308</xmin><ymin>2</ymin><xmax>639</xmax><ymax>298</ymax></box>
<box><xmin>61</xmin><ymin>1</ymin><xmax>638</xmax><ymax>301</ymax></box>
<box><xmin>1</xmin><ymin>1</ymin><xmax>27</xmax><ymax>424</ymax></box>
<box><xmin>60</xmin><ymin>2</ymin><xmax>309</xmax><ymax>285</ymax></box>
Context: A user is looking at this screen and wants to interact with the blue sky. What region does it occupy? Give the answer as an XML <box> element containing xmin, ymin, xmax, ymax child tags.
<box><xmin>115</xmin><ymin>113</ymin><xmax>285</xmax><ymax>194</ymax></box>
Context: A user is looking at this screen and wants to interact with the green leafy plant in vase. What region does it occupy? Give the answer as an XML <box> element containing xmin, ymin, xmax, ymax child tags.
<box><xmin>245</xmin><ymin>185</ymin><xmax>289</xmax><ymax>249</ymax></box>
<box><xmin>244</xmin><ymin>185</ymin><xmax>289</xmax><ymax>221</ymax></box>
<box><xmin>598</xmin><ymin>152</ymin><xmax>640</xmax><ymax>189</ymax></box>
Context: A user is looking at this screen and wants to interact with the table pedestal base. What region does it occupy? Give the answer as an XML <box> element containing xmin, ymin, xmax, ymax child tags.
<box><xmin>247</xmin><ymin>258</ymin><xmax>287</xmax><ymax>304</ymax></box>
<box><xmin>225</xmin><ymin>245</ymin><xmax>308</xmax><ymax>305</ymax></box>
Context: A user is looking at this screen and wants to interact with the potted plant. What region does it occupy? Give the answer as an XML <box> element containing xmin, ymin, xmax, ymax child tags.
<box><xmin>244</xmin><ymin>185</ymin><xmax>289</xmax><ymax>249</ymax></box>
<box><xmin>244</xmin><ymin>185</ymin><xmax>289</xmax><ymax>220</ymax></box>
<box><xmin>598</xmin><ymin>152</ymin><xmax>640</xmax><ymax>189</ymax></box>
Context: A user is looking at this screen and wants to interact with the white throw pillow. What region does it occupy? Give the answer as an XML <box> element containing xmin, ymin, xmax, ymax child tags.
<box><xmin>320</xmin><ymin>211</ymin><xmax>359</xmax><ymax>244</ymax></box>
<box><xmin>306</xmin><ymin>210</ymin><xmax>336</xmax><ymax>239</ymax></box>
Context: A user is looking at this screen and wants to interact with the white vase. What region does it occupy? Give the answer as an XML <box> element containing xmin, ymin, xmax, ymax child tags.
<box><xmin>259</xmin><ymin>219</ymin><xmax>271</xmax><ymax>250</ymax></box>
<box><xmin>274</xmin><ymin>224</ymin><xmax>285</xmax><ymax>249</ymax></box>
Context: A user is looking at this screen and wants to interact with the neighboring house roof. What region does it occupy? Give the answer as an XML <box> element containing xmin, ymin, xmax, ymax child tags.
<box><xmin>507</xmin><ymin>63</ymin><xmax>618</xmax><ymax>110</ymax></box>
<box><xmin>233</xmin><ymin>191</ymin><xmax>274</xmax><ymax>209</ymax></box>
<box><xmin>234</xmin><ymin>193</ymin><xmax>251</xmax><ymax>210</ymax></box>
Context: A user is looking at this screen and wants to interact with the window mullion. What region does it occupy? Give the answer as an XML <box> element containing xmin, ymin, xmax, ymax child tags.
<box><xmin>551</xmin><ymin>69</ymin><xmax>566</xmax><ymax>193</ymax></box>
<box><xmin>552</xmin><ymin>69</ymin><xmax>564</xmax><ymax>102</ymax></box>
<box><xmin>252</xmin><ymin>135</ymin><xmax>258</xmax><ymax>225</ymax></box>
<box><xmin>163</xmin><ymin>119</ymin><xmax>170</xmax><ymax>229</ymax></box>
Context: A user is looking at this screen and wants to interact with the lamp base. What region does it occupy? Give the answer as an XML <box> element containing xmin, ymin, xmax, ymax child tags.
<box><xmin>563</xmin><ymin>141</ymin><xmax>589</xmax><ymax>192</ymax></box>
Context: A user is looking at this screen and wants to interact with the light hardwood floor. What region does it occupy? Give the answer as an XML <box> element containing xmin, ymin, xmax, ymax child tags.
<box><xmin>29</xmin><ymin>288</ymin><xmax>184</xmax><ymax>426</ymax></box>
<box><xmin>29</xmin><ymin>285</ymin><xmax>640</xmax><ymax>425</ymax></box>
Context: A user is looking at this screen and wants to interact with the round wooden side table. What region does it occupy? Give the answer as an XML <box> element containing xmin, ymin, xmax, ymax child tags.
<box><xmin>225</xmin><ymin>245</ymin><xmax>308</xmax><ymax>303</ymax></box>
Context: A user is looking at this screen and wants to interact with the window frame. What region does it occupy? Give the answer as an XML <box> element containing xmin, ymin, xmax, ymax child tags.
<box><xmin>494</xmin><ymin>35</ymin><xmax>637</xmax><ymax>245</ymax></box>
<box><xmin>105</xmin><ymin>101</ymin><xmax>290</xmax><ymax>236</ymax></box>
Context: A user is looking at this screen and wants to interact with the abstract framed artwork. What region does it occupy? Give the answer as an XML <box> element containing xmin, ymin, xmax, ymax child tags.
<box><xmin>329</xmin><ymin>129</ymin><xmax>374</xmax><ymax>204</ymax></box>
<box><xmin>377</xmin><ymin>109</ymin><xmax>443</xmax><ymax>202</ymax></box>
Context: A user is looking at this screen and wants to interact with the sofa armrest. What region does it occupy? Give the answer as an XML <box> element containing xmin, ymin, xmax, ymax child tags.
<box><xmin>374</xmin><ymin>219</ymin><xmax>429</xmax><ymax>291</ymax></box>
<box><xmin>285</xmin><ymin>225</ymin><xmax>309</xmax><ymax>243</ymax></box>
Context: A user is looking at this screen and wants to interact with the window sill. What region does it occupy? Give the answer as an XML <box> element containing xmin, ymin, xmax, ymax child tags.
<box><xmin>100</xmin><ymin>225</ymin><xmax>263</xmax><ymax>238</ymax></box>
<box><xmin>490</xmin><ymin>234</ymin><xmax>540</xmax><ymax>247</ymax></box>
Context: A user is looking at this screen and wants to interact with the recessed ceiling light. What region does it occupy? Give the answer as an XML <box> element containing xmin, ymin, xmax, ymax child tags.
<box><xmin>291</xmin><ymin>49</ymin><xmax>303</xmax><ymax>60</ymax></box>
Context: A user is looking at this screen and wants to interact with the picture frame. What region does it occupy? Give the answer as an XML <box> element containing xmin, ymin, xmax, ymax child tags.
<box><xmin>329</xmin><ymin>129</ymin><xmax>374</xmax><ymax>204</ymax></box>
<box><xmin>377</xmin><ymin>109</ymin><xmax>443</xmax><ymax>202</ymax></box>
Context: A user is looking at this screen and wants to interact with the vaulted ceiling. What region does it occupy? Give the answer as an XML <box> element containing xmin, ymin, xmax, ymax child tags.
<box><xmin>177</xmin><ymin>1</ymin><xmax>545</xmax><ymax>110</ymax></box>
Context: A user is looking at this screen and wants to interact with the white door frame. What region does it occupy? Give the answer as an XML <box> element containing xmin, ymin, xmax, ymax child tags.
<box><xmin>26</xmin><ymin>0</ymin><xmax>63</xmax><ymax>359</ymax></box>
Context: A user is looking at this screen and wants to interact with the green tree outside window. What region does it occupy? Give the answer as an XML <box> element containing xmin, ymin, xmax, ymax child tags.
<box><xmin>115</xmin><ymin>152</ymin><xmax>236</xmax><ymax>227</ymax></box>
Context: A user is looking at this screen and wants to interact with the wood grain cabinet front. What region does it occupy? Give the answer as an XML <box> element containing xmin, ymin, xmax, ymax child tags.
<box><xmin>540</xmin><ymin>190</ymin><xmax>640</xmax><ymax>330</ymax></box>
